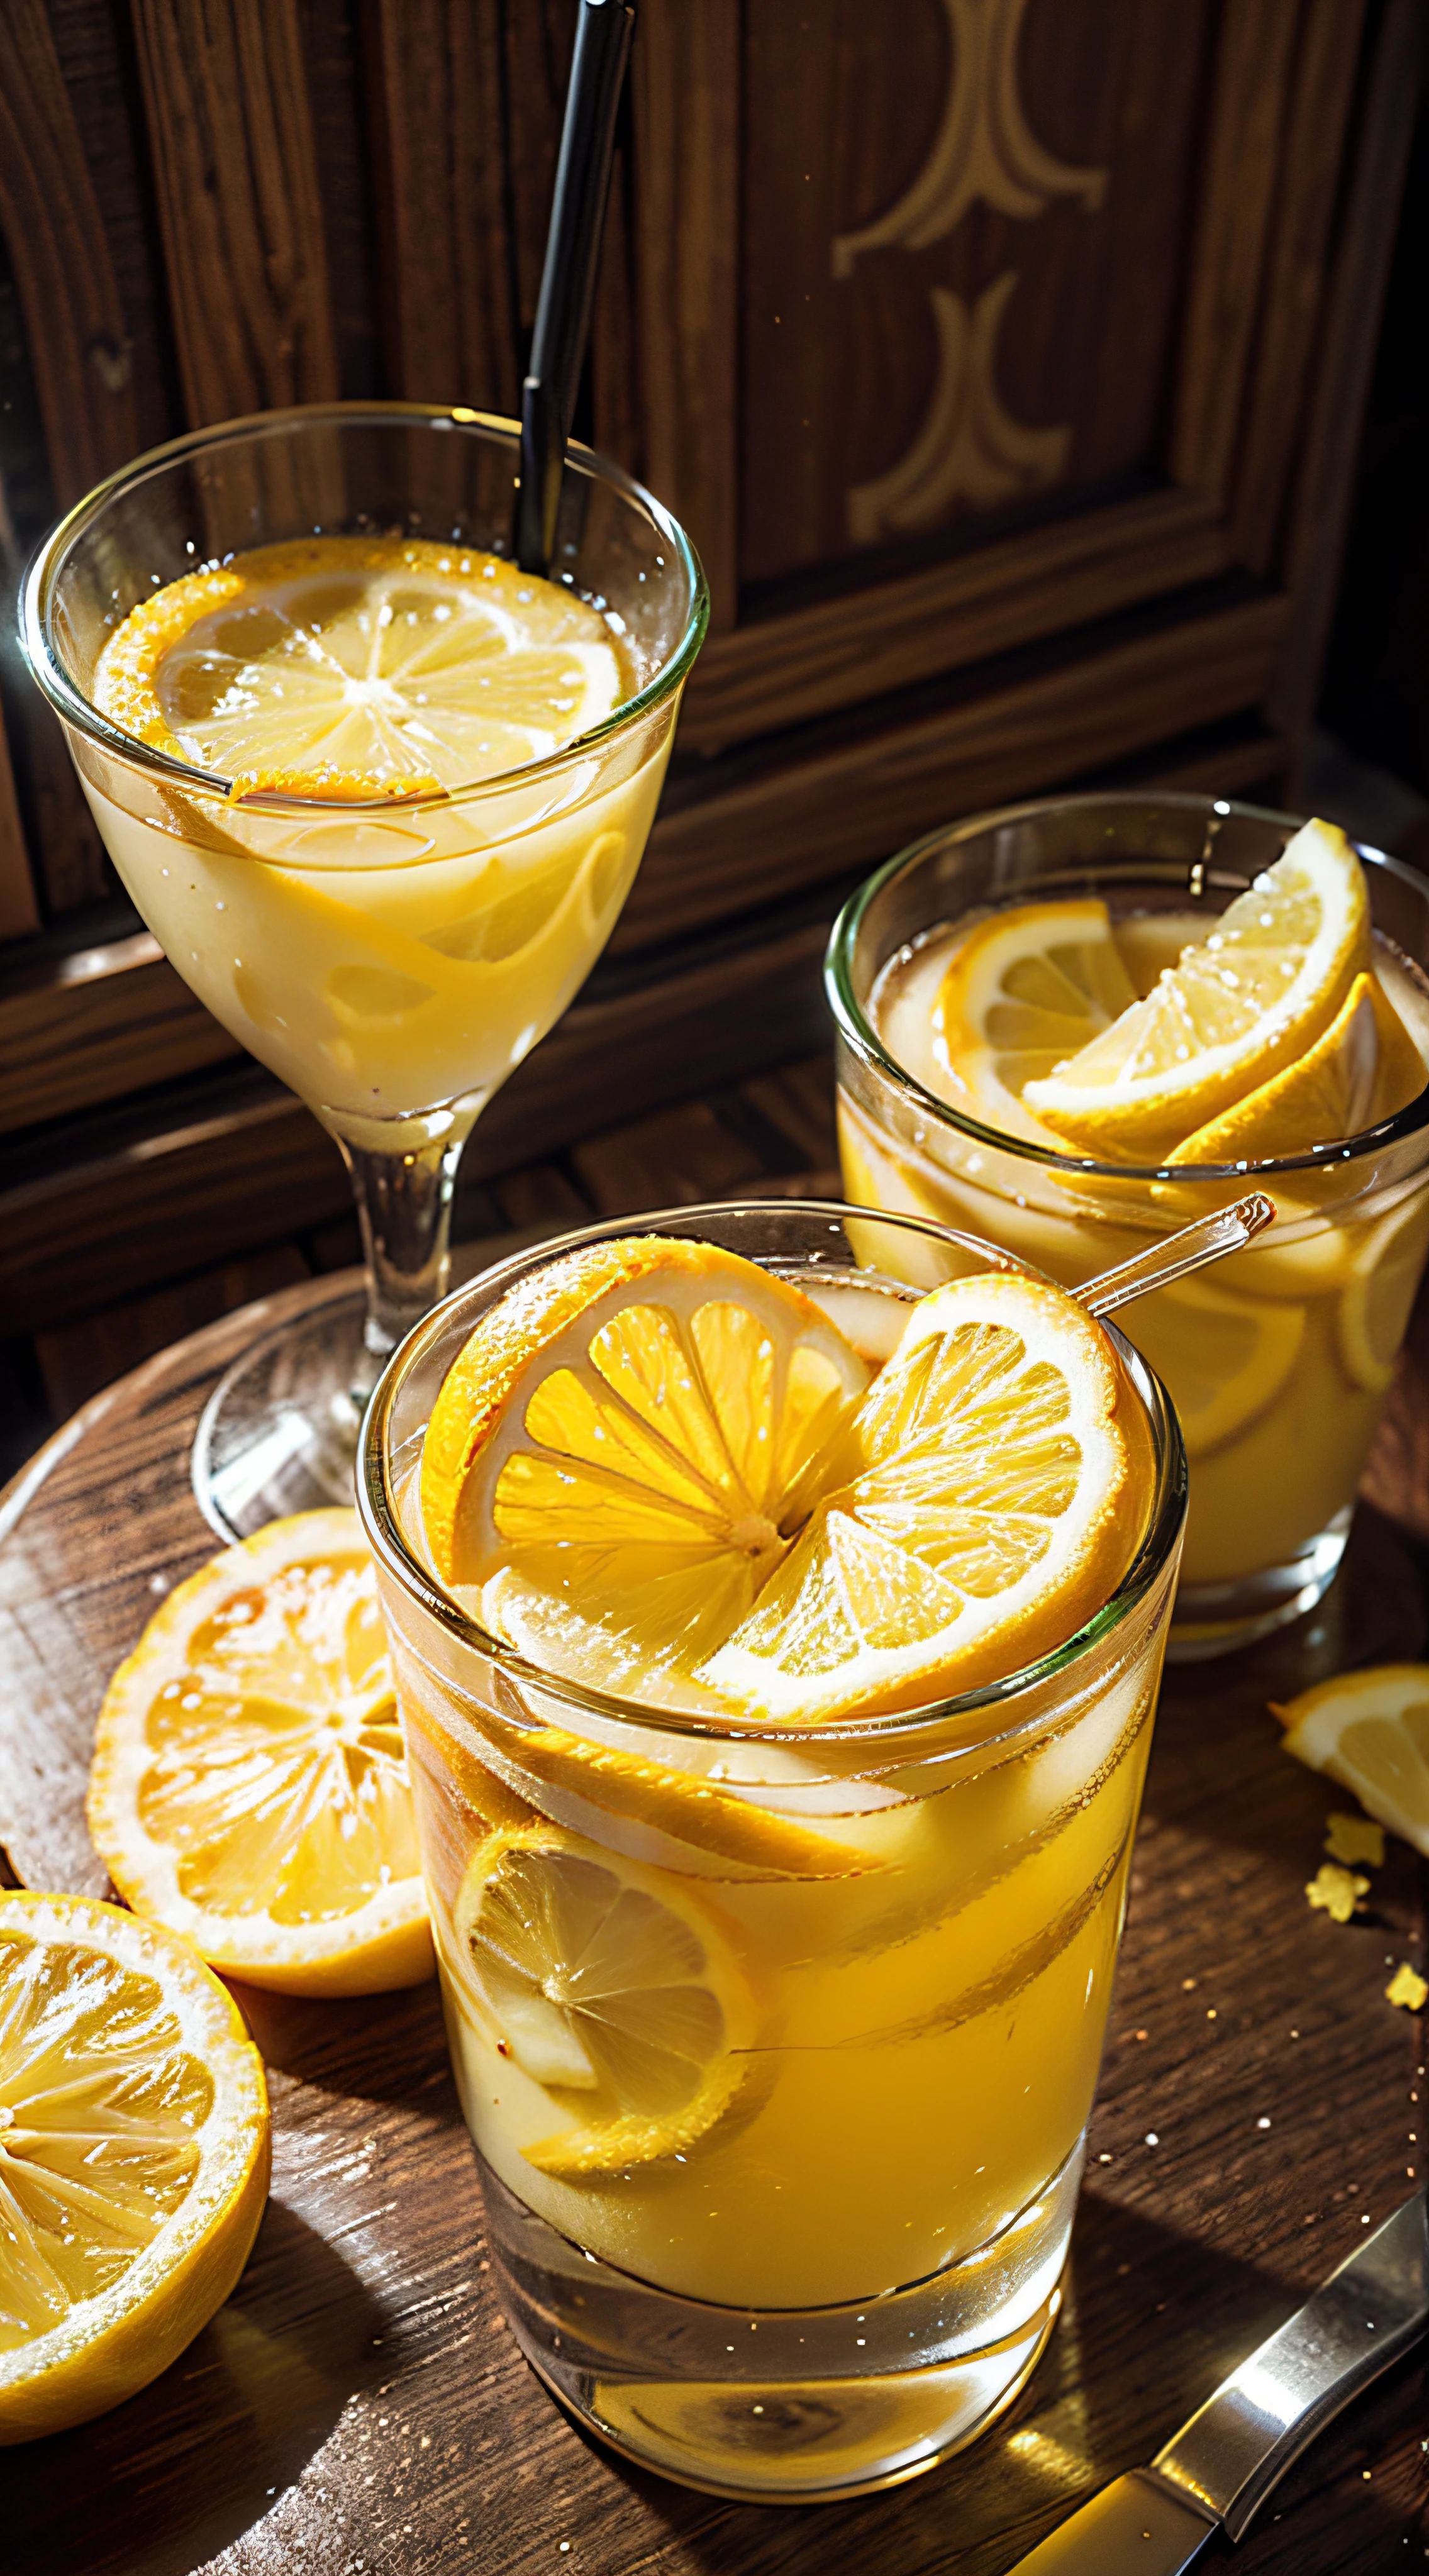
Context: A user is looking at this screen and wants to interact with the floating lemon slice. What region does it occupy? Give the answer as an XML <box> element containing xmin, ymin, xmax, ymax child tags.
<box><xmin>933</xmin><ymin>897</ymin><xmax>1137</xmax><ymax>1141</ymax></box>
<box><xmin>0</xmin><ymin>1892</ymin><xmax>269</xmax><ymax>2443</ymax></box>
<box><xmin>1116</xmin><ymin>1275</ymin><xmax>1304</xmax><ymax>1460</ymax></box>
<box><xmin>87</xmin><ymin>1509</ymin><xmax>432</xmax><ymax>1996</ymax></box>
<box><xmin>421</xmin><ymin>1236</ymin><xmax>873</xmax><ymax>1677</ymax></box>
<box><xmin>1337</xmin><ymin>1191</ymin><xmax>1429</xmax><ymax>1394</ymax></box>
<box><xmin>1023</xmin><ymin>819</ymin><xmax>1369</xmax><ymax>1157</ymax></box>
<box><xmin>94</xmin><ymin>535</ymin><xmax>625</xmax><ymax>798</ymax></box>
<box><xmin>1273</xmin><ymin>1664</ymin><xmax>1429</xmax><ymax>1856</ymax></box>
<box><xmin>454</xmin><ymin>1824</ymin><xmax>753</xmax><ymax>2174</ymax></box>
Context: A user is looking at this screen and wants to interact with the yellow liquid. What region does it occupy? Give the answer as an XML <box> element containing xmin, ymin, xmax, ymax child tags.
<box><xmin>87</xmin><ymin>540</ymin><xmax>668</xmax><ymax>1136</ymax></box>
<box><xmin>849</xmin><ymin>914</ymin><xmax>1429</xmax><ymax>1592</ymax></box>
<box><xmin>388</xmin><ymin>1279</ymin><xmax>1168</xmax><ymax>2312</ymax></box>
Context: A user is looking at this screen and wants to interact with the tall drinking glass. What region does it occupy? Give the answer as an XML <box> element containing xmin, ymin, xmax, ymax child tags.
<box><xmin>826</xmin><ymin>794</ymin><xmax>1429</xmax><ymax>1656</ymax></box>
<box><xmin>20</xmin><ymin>405</ymin><xmax>706</xmax><ymax>1539</ymax></box>
<box><xmin>359</xmin><ymin>1200</ymin><xmax>1185</xmax><ymax>2501</ymax></box>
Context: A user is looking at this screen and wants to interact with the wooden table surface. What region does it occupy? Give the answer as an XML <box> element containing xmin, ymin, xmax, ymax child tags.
<box><xmin>1</xmin><ymin>1259</ymin><xmax>1426</xmax><ymax>2576</ymax></box>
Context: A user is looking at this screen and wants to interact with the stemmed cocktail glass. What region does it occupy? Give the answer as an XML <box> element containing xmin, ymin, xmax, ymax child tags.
<box><xmin>21</xmin><ymin>404</ymin><xmax>706</xmax><ymax>1538</ymax></box>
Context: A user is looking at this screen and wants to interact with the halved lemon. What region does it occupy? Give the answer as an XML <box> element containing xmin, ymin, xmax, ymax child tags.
<box><xmin>1023</xmin><ymin>819</ymin><xmax>1370</xmax><ymax>1157</ymax></box>
<box><xmin>87</xmin><ymin>1509</ymin><xmax>432</xmax><ymax>1996</ymax></box>
<box><xmin>94</xmin><ymin>535</ymin><xmax>626</xmax><ymax>798</ymax></box>
<box><xmin>0</xmin><ymin>1892</ymin><xmax>269</xmax><ymax>2442</ymax></box>
<box><xmin>933</xmin><ymin>897</ymin><xmax>1137</xmax><ymax>1140</ymax></box>
<box><xmin>424</xmin><ymin>1239</ymin><xmax>1137</xmax><ymax>1725</ymax></box>
<box><xmin>1116</xmin><ymin>1275</ymin><xmax>1304</xmax><ymax>1459</ymax></box>
<box><xmin>1273</xmin><ymin>1665</ymin><xmax>1429</xmax><ymax>1856</ymax></box>
<box><xmin>453</xmin><ymin>1824</ymin><xmax>752</xmax><ymax>2174</ymax></box>
<box><xmin>1337</xmin><ymin>1189</ymin><xmax>1429</xmax><ymax>1394</ymax></box>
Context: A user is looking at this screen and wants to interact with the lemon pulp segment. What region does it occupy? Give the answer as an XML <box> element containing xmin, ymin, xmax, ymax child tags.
<box><xmin>87</xmin><ymin>1510</ymin><xmax>431</xmax><ymax>1994</ymax></box>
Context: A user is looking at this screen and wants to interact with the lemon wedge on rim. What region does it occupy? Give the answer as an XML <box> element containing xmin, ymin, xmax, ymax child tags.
<box><xmin>1023</xmin><ymin>818</ymin><xmax>1369</xmax><ymax>1157</ymax></box>
<box><xmin>423</xmin><ymin>1241</ymin><xmax>1138</xmax><ymax>1725</ymax></box>
<box><xmin>87</xmin><ymin>1510</ymin><xmax>432</xmax><ymax>1996</ymax></box>
<box><xmin>1273</xmin><ymin>1664</ymin><xmax>1429</xmax><ymax>1856</ymax></box>
<box><xmin>453</xmin><ymin>1824</ymin><xmax>753</xmax><ymax>2175</ymax></box>
<box><xmin>0</xmin><ymin>1892</ymin><xmax>269</xmax><ymax>2443</ymax></box>
<box><xmin>94</xmin><ymin>535</ymin><xmax>625</xmax><ymax>798</ymax></box>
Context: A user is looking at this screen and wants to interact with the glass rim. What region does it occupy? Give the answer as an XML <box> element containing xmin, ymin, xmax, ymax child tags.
<box><xmin>357</xmin><ymin>1194</ymin><xmax>1188</xmax><ymax>1756</ymax></box>
<box><xmin>18</xmin><ymin>399</ymin><xmax>709</xmax><ymax>814</ymax></box>
<box><xmin>825</xmin><ymin>790</ymin><xmax>1429</xmax><ymax>1184</ymax></box>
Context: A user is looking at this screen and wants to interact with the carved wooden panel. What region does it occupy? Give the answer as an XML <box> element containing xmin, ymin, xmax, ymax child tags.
<box><xmin>741</xmin><ymin>0</ymin><xmax>1211</xmax><ymax>587</ymax></box>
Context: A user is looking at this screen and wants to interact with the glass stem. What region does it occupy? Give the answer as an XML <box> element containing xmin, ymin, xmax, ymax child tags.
<box><xmin>338</xmin><ymin>1131</ymin><xmax>469</xmax><ymax>1375</ymax></box>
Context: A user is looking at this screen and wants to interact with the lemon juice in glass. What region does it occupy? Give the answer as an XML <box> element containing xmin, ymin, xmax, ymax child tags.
<box><xmin>20</xmin><ymin>405</ymin><xmax>705</xmax><ymax>1539</ymax></box>
<box><xmin>828</xmin><ymin>794</ymin><xmax>1429</xmax><ymax>1655</ymax></box>
<box><xmin>360</xmin><ymin>1199</ymin><xmax>1185</xmax><ymax>2500</ymax></box>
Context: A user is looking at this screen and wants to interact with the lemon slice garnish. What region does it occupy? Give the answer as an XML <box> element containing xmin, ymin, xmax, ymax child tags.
<box><xmin>933</xmin><ymin>896</ymin><xmax>1137</xmax><ymax>1141</ymax></box>
<box><xmin>453</xmin><ymin>1824</ymin><xmax>752</xmax><ymax>2174</ymax></box>
<box><xmin>0</xmin><ymin>1892</ymin><xmax>268</xmax><ymax>2443</ymax></box>
<box><xmin>423</xmin><ymin>1245</ymin><xmax>1137</xmax><ymax>1725</ymax></box>
<box><xmin>87</xmin><ymin>1509</ymin><xmax>432</xmax><ymax>1995</ymax></box>
<box><xmin>1023</xmin><ymin>819</ymin><xmax>1370</xmax><ymax>1157</ymax></box>
<box><xmin>1166</xmin><ymin>969</ymin><xmax>1423</xmax><ymax>1165</ymax></box>
<box><xmin>1274</xmin><ymin>1664</ymin><xmax>1429</xmax><ymax>1856</ymax></box>
<box><xmin>94</xmin><ymin>536</ymin><xmax>626</xmax><ymax>797</ymax></box>
<box><xmin>421</xmin><ymin>1236</ymin><xmax>874</xmax><ymax>1681</ymax></box>
<box><xmin>702</xmin><ymin>1272</ymin><xmax>1135</xmax><ymax>1720</ymax></box>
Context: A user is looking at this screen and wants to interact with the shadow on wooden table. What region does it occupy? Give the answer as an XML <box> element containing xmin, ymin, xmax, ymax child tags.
<box><xmin>232</xmin><ymin>1974</ymin><xmax>464</xmax><ymax>2120</ymax></box>
<box><xmin>5</xmin><ymin>2198</ymin><xmax>387</xmax><ymax>2576</ymax></box>
<box><xmin>572</xmin><ymin>2190</ymin><xmax>1423</xmax><ymax>2576</ymax></box>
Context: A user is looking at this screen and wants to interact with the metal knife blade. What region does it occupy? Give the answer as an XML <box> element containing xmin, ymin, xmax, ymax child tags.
<box><xmin>1003</xmin><ymin>2190</ymin><xmax>1429</xmax><ymax>2573</ymax></box>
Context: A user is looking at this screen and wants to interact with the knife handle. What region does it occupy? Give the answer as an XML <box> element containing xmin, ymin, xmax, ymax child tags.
<box><xmin>1006</xmin><ymin>2469</ymin><xmax>1218</xmax><ymax>2573</ymax></box>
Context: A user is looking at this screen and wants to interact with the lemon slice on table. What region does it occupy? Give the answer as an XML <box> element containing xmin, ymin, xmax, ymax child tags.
<box><xmin>94</xmin><ymin>535</ymin><xmax>625</xmax><ymax>798</ymax></box>
<box><xmin>1273</xmin><ymin>1664</ymin><xmax>1429</xmax><ymax>1856</ymax></box>
<box><xmin>1023</xmin><ymin>819</ymin><xmax>1370</xmax><ymax>1158</ymax></box>
<box><xmin>424</xmin><ymin>1241</ymin><xmax>1136</xmax><ymax>1724</ymax></box>
<box><xmin>87</xmin><ymin>1509</ymin><xmax>432</xmax><ymax>1996</ymax></box>
<box><xmin>1337</xmin><ymin>1190</ymin><xmax>1429</xmax><ymax>1393</ymax></box>
<box><xmin>932</xmin><ymin>897</ymin><xmax>1137</xmax><ymax>1140</ymax></box>
<box><xmin>1116</xmin><ymin>1275</ymin><xmax>1304</xmax><ymax>1459</ymax></box>
<box><xmin>453</xmin><ymin>1824</ymin><xmax>753</xmax><ymax>2175</ymax></box>
<box><xmin>0</xmin><ymin>1892</ymin><xmax>269</xmax><ymax>2443</ymax></box>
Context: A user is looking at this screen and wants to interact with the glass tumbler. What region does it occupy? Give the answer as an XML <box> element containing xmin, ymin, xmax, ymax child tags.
<box><xmin>827</xmin><ymin>794</ymin><xmax>1429</xmax><ymax>1657</ymax></box>
<box><xmin>359</xmin><ymin>1199</ymin><xmax>1185</xmax><ymax>2501</ymax></box>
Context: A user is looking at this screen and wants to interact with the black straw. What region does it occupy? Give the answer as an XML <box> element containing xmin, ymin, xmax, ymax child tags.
<box><xmin>516</xmin><ymin>0</ymin><xmax>636</xmax><ymax>578</ymax></box>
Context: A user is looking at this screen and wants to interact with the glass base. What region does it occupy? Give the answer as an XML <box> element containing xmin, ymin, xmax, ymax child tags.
<box><xmin>479</xmin><ymin>2143</ymin><xmax>1081</xmax><ymax>2502</ymax></box>
<box><xmin>1167</xmin><ymin>1507</ymin><xmax>1351</xmax><ymax>1661</ymax></box>
<box><xmin>192</xmin><ymin>1284</ymin><xmax>374</xmax><ymax>1544</ymax></box>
